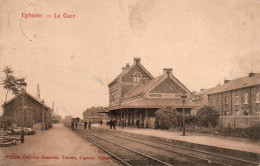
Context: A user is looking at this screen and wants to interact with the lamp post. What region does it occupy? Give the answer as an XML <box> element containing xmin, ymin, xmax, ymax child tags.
<box><xmin>181</xmin><ymin>92</ymin><xmax>187</xmax><ymax>136</ymax></box>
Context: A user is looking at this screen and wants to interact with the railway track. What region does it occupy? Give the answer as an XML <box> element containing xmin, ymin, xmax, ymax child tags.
<box><xmin>67</xmin><ymin>124</ymin><xmax>259</xmax><ymax>166</ymax></box>
<box><xmin>89</xmin><ymin>127</ymin><xmax>259</xmax><ymax>166</ymax></box>
<box><xmin>73</xmin><ymin>126</ymin><xmax>218</xmax><ymax>165</ymax></box>
<box><xmin>75</xmin><ymin>128</ymin><xmax>174</xmax><ymax>165</ymax></box>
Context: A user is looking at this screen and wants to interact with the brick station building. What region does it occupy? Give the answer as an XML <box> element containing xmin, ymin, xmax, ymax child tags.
<box><xmin>2</xmin><ymin>90</ymin><xmax>53</xmax><ymax>130</ymax></box>
<box><xmin>108</xmin><ymin>57</ymin><xmax>195</xmax><ymax>128</ymax></box>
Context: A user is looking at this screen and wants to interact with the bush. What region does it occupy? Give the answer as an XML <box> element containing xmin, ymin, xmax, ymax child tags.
<box><xmin>155</xmin><ymin>107</ymin><xmax>180</xmax><ymax>129</ymax></box>
<box><xmin>196</xmin><ymin>106</ymin><xmax>220</xmax><ymax>128</ymax></box>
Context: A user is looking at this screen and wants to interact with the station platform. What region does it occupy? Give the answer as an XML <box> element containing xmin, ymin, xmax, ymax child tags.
<box><xmin>93</xmin><ymin>124</ymin><xmax>260</xmax><ymax>155</ymax></box>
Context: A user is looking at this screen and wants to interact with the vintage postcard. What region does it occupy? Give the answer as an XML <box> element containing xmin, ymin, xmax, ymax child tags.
<box><xmin>0</xmin><ymin>0</ymin><xmax>259</xmax><ymax>165</ymax></box>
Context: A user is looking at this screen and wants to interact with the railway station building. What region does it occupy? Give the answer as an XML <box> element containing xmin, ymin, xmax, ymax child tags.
<box><xmin>108</xmin><ymin>57</ymin><xmax>195</xmax><ymax>128</ymax></box>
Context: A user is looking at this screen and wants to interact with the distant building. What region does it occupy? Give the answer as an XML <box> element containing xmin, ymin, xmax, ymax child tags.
<box><xmin>82</xmin><ymin>107</ymin><xmax>104</xmax><ymax>123</ymax></box>
<box><xmin>108</xmin><ymin>57</ymin><xmax>195</xmax><ymax>128</ymax></box>
<box><xmin>192</xmin><ymin>87</ymin><xmax>218</xmax><ymax>114</ymax></box>
<box><xmin>207</xmin><ymin>73</ymin><xmax>260</xmax><ymax>128</ymax></box>
<box><xmin>2</xmin><ymin>90</ymin><xmax>53</xmax><ymax>130</ymax></box>
<box><xmin>208</xmin><ymin>73</ymin><xmax>260</xmax><ymax>116</ymax></box>
<box><xmin>52</xmin><ymin>114</ymin><xmax>62</xmax><ymax>123</ymax></box>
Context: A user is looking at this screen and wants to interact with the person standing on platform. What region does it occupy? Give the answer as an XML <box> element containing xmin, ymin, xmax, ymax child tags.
<box><xmin>71</xmin><ymin>120</ymin><xmax>74</xmax><ymax>130</ymax></box>
<box><xmin>109</xmin><ymin>119</ymin><xmax>112</xmax><ymax>129</ymax></box>
<box><xmin>20</xmin><ymin>129</ymin><xmax>25</xmax><ymax>143</ymax></box>
<box><xmin>112</xmin><ymin>119</ymin><xmax>116</xmax><ymax>130</ymax></box>
<box><xmin>75</xmin><ymin>121</ymin><xmax>78</xmax><ymax>129</ymax></box>
<box><xmin>84</xmin><ymin>120</ymin><xmax>87</xmax><ymax>129</ymax></box>
<box><xmin>121</xmin><ymin>120</ymin><xmax>125</xmax><ymax>129</ymax></box>
<box><xmin>88</xmin><ymin>121</ymin><xmax>92</xmax><ymax>129</ymax></box>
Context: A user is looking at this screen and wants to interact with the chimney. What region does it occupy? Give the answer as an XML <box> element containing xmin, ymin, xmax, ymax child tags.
<box><xmin>122</xmin><ymin>67</ymin><xmax>126</xmax><ymax>72</ymax></box>
<box><xmin>134</xmin><ymin>57</ymin><xmax>141</xmax><ymax>64</ymax></box>
<box><xmin>163</xmin><ymin>68</ymin><xmax>172</xmax><ymax>75</ymax></box>
<box><xmin>126</xmin><ymin>63</ymin><xmax>130</xmax><ymax>68</ymax></box>
<box><xmin>224</xmin><ymin>79</ymin><xmax>230</xmax><ymax>84</ymax></box>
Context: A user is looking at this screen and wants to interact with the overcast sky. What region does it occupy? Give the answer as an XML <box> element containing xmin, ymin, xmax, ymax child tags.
<box><xmin>0</xmin><ymin>0</ymin><xmax>260</xmax><ymax>118</ymax></box>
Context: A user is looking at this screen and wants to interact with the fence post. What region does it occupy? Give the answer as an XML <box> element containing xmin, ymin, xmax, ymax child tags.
<box><xmin>228</xmin><ymin>122</ymin><xmax>231</xmax><ymax>136</ymax></box>
<box><xmin>208</xmin><ymin>121</ymin><xmax>211</xmax><ymax>134</ymax></box>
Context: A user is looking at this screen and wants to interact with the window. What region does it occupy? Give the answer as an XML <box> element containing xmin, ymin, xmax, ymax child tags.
<box><xmin>133</xmin><ymin>72</ymin><xmax>142</xmax><ymax>82</ymax></box>
<box><xmin>244</xmin><ymin>109</ymin><xmax>249</xmax><ymax>116</ymax></box>
<box><xmin>225</xmin><ymin>97</ymin><xmax>229</xmax><ymax>105</ymax></box>
<box><xmin>243</xmin><ymin>92</ymin><xmax>249</xmax><ymax>104</ymax></box>
<box><xmin>211</xmin><ymin>99</ymin><xmax>214</xmax><ymax>106</ymax></box>
<box><xmin>256</xmin><ymin>91</ymin><xmax>260</xmax><ymax>103</ymax></box>
<box><xmin>217</xmin><ymin>98</ymin><xmax>221</xmax><ymax>106</ymax></box>
<box><xmin>235</xmin><ymin>94</ymin><xmax>239</xmax><ymax>105</ymax></box>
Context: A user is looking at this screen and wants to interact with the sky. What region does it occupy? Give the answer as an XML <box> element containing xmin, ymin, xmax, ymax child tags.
<box><xmin>0</xmin><ymin>0</ymin><xmax>260</xmax><ymax>118</ymax></box>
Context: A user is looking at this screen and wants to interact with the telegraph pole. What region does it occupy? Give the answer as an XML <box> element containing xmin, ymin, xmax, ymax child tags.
<box><xmin>37</xmin><ymin>84</ymin><xmax>40</xmax><ymax>100</ymax></box>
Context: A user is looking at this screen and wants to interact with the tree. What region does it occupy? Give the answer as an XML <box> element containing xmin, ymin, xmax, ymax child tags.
<box><xmin>154</xmin><ymin>106</ymin><xmax>181</xmax><ymax>129</ymax></box>
<box><xmin>196</xmin><ymin>106</ymin><xmax>220</xmax><ymax>128</ymax></box>
<box><xmin>1</xmin><ymin>66</ymin><xmax>25</xmax><ymax>102</ymax></box>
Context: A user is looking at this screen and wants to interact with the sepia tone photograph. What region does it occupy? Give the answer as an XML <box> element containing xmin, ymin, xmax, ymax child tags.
<box><xmin>0</xmin><ymin>0</ymin><xmax>260</xmax><ymax>165</ymax></box>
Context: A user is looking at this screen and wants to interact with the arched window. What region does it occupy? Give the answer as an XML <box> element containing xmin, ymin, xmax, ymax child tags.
<box><xmin>133</xmin><ymin>72</ymin><xmax>142</xmax><ymax>82</ymax></box>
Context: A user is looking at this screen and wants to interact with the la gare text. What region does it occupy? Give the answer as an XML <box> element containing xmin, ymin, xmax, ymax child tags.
<box><xmin>22</xmin><ymin>13</ymin><xmax>76</xmax><ymax>19</ymax></box>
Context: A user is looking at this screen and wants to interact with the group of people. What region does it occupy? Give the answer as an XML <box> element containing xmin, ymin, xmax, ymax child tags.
<box><xmin>71</xmin><ymin>120</ymin><xmax>79</xmax><ymax>130</ymax></box>
<box><xmin>70</xmin><ymin>118</ymin><xmax>142</xmax><ymax>131</ymax></box>
<box><xmin>109</xmin><ymin>119</ymin><xmax>117</xmax><ymax>129</ymax></box>
<box><xmin>83</xmin><ymin>121</ymin><xmax>92</xmax><ymax>130</ymax></box>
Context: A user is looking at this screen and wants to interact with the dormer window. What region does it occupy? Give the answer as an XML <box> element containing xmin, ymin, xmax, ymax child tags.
<box><xmin>133</xmin><ymin>72</ymin><xmax>142</xmax><ymax>82</ymax></box>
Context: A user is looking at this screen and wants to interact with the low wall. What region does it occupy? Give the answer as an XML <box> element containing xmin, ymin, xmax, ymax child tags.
<box><xmin>219</xmin><ymin>116</ymin><xmax>260</xmax><ymax>128</ymax></box>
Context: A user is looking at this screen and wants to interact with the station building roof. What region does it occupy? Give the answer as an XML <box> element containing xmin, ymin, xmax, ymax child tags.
<box><xmin>208</xmin><ymin>73</ymin><xmax>260</xmax><ymax>95</ymax></box>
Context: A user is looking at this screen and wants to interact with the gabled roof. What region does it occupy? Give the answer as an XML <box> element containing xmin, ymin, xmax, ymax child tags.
<box><xmin>2</xmin><ymin>91</ymin><xmax>52</xmax><ymax>110</ymax></box>
<box><xmin>108</xmin><ymin>62</ymin><xmax>154</xmax><ymax>87</ymax></box>
<box><xmin>123</xmin><ymin>73</ymin><xmax>192</xmax><ymax>100</ymax></box>
<box><xmin>123</xmin><ymin>75</ymin><xmax>164</xmax><ymax>99</ymax></box>
<box><xmin>208</xmin><ymin>73</ymin><xmax>260</xmax><ymax>95</ymax></box>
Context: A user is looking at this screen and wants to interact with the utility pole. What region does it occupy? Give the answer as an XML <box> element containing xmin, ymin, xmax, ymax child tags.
<box><xmin>37</xmin><ymin>84</ymin><xmax>41</xmax><ymax>100</ymax></box>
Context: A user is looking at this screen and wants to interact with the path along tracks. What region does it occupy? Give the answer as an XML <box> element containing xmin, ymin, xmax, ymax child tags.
<box><xmin>69</xmin><ymin>125</ymin><xmax>259</xmax><ymax>166</ymax></box>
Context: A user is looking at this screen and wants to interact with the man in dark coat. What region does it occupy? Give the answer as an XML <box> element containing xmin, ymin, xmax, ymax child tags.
<box><xmin>21</xmin><ymin>129</ymin><xmax>25</xmax><ymax>143</ymax></box>
<box><xmin>109</xmin><ymin>119</ymin><xmax>112</xmax><ymax>129</ymax></box>
<box><xmin>88</xmin><ymin>121</ymin><xmax>92</xmax><ymax>129</ymax></box>
<box><xmin>112</xmin><ymin>119</ymin><xmax>116</xmax><ymax>130</ymax></box>
<box><xmin>71</xmin><ymin>121</ymin><xmax>74</xmax><ymax>130</ymax></box>
<box><xmin>84</xmin><ymin>120</ymin><xmax>87</xmax><ymax>129</ymax></box>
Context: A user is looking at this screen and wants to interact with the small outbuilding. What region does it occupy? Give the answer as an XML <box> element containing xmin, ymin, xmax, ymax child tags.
<box><xmin>2</xmin><ymin>90</ymin><xmax>53</xmax><ymax>130</ymax></box>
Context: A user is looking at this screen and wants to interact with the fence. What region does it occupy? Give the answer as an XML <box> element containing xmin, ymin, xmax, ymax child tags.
<box><xmin>219</xmin><ymin>116</ymin><xmax>260</xmax><ymax>128</ymax></box>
